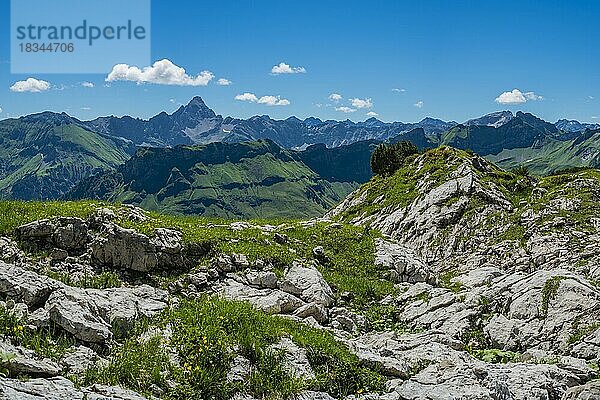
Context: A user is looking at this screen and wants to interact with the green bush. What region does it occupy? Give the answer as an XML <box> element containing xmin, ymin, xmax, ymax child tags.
<box><xmin>370</xmin><ymin>141</ymin><xmax>419</xmax><ymax>176</ymax></box>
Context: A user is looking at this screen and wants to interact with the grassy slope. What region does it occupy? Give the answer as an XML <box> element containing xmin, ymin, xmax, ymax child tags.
<box><xmin>0</xmin><ymin>120</ymin><xmax>131</xmax><ymax>199</ymax></box>
<box><xmin>486</xmin><ymin>133</ymin><xmax>600</xmax><ymax>175</ymax></box>
<box><xmin>85</xmin><ymin>144</ymin><xmax>357</xmax><ymax>219</ymax></box>
<box><xmin>0</xmin><ymin>200</ymin><xmax>392</xmax><ymax>398</ymax></box>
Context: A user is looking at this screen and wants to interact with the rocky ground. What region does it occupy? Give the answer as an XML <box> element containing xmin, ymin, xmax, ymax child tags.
<box><xmin>0</xmin><ymin>148</ymin><xmax>599</xmax><ymax>399</ymax></box>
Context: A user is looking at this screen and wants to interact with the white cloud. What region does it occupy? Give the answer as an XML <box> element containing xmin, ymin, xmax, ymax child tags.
<box><xmin>588</xmin><ymin>95</ymin><xmax>594</xmax><ymax>100</ymax></box>
<box><xmin>271</xmin><ymin>62</ymin><xmax>306</xmax><ymax>74</ymax></box>
<box><xmin>414</xmin><ymin>101</ymin><xmax>424</xmax><ymax>108</ymax></box>
<box><xmin>10</xmin><ymin>77</ymin><xmax>51</xmax><ymax>93</ymax></box>
<box><xmin>495</xmin><ymin>88</ymin><xmax>543</xmax><ymax>104</ymax></box>
<box><xmin>0</xmin><ymin>106</ymin><xmax>2</xmax><ymax>113</ymax></box>
<box><xmin>235</xmin><ymin>92</ymin><xmax>259</xmax><ymax>102</ymax></box>
<box><xmin>335</xmin><ymin>106</ymin><xmax>356</xmax><ymax>113</ymax></box>
<box><xmin>217</xmin><ymin>78</ymin><xmax>232</xmax><ymax>86</ymax></box>
<box><xmin>392</xmin><ymin>88</ymin><xmax>406</xmax><ymax>93</ymax></box>
<box><xmin>106</xmin><ymin>59</ymin><xmax>214</xmax><ymax>86</ymax></box>
<box><xmin>523</xmin><ymin>92</ymin><xmax>543</xmax><ymax>101</ymax></box>
<box><xmin>257</xmin><ymin>95</ymin><xmax>290</xmax><ymax>106</ymax></box>
<box><xmin>329</xmin><ymin>93</ymin><xmax>342</xmax><ymax>102</ymax></box>
<box><xmin>350</xmin><ymin>97</ymin><xmax>373</xmax><ymax>109</ymax></box>
<box><xmin>235</xmin><ymin>92</ymin><xmax>290</xmax><ymax>106</ymax></box>
<box><xmin>81</xmin><ymin>81</ymin><xmax>95</xmax><ymax>88</ymax></box>
<box><xmin>81</xmin><ymin>107</ymin><xmax>91</xmax><ymax>110</ymax></box>
<box><xmin>366</xmin><ymin>111</ymin><xmax>379</xmax><ymax>117</ymax></box>
<box><xmin>592</xmin><ymin>116</ymin><xmax>599</xmax><ymax>120</ymax></box>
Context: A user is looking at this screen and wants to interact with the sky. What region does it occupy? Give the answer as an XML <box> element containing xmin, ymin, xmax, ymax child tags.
<box><xmin>0</xmin><ymin>0</ymin><xmax>599</xmax><ymax>123</ymax></box>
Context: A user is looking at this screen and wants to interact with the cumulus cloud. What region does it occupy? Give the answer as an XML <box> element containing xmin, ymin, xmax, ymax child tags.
<box><xmin>414</xmin><ymin>101</ymin><xmax>424</xmax><ymax>108</ymax></box>
<box><xmin>392</xmin><ymin>88</ymin><xmax>406</xmax><ymax>93</ymax></box>
<box><xmin>495</xmin><ymin>89</ymin><xmax>543</xmax><ymax>104</ymax></box>
<box><xmin>235</xmin><ymin>92</ymin><xmax>259</xmax><ymax>102</ymax></box>
<box><xmin>81</xmin><ymin>81</ymin><xmax>95</xmax><ymax>88</ymax></box>
<box><xmin>335</xmin><ymin>106</ymin><xmax>356</xmax><ymax>113</ymax></box>
<box><xmin>0</xmin><ymin>106</ymin><xmax>3</xmax><ymax>113</ymax></box>
<box><xmin>257</xmin><ymin>95</ymin><xmax>290</xmax><ymax>106</ymax></box>
<box><xmin>329</xmin><ymin>93</ymin><xmax>342</xmax><ymax>102</ymax></box>
<box><xmin>235</xmin><ymin>92</ymin><xmax>290</xmax><ymax>106</ymax></box>
<box><xmin>271</xmin><ymin>62</ymin><xmax>306</xmax><ymax>74</ymax></box>
<box><xmin>523</xmin><ymin>91</ymin><xmax>543</xmax><ymax>101</ymax></box>
<box><xmin>366</xmin><ymin>111</ymin><xmax>379</xmax><ymax>117</ymax></box>
<box><xmin>10</xmin><ymin>77</ymin><xmax>51</xmax><ymax>93</ymax></box>
<box><xmin>81</xmin><ymin>107</ymin><xmax>92</xmax><ymax>110</ymax></box>
<box><xmin>106</xmin><ymin>59</ymin><xmax>214</xmax><ymax>86</ymax></box>
<box><xmin>217</xmin><ymin>78</ymin><xmax>232</xmax><ymax>86</ymax></box>
<box><xmin>350</xmin><ymin>98</ymin><xmax>373</xmax><ymax>109</ymax></box>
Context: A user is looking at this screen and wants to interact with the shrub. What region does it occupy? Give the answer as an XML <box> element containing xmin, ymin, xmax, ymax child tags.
<box><xmin>370</xmin><ymin>141</ymin><xmax>418</xmax><ymax>176</ymax></box>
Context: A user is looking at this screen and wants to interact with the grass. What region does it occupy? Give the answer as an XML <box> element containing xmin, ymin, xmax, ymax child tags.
<box><xmin>43</xmin><ymin>269</ymin><xmax>122</xmax><ymax>289</ymax></box>
<box><xmin>85</xmin><ymin>296</ymin><xmax>385</xmax><ymax>400</ymax></box>
<box><xmin>0</xmin><ymin>200</ymin><xmax>100</xmax><ymax>235</ymax></box>
<box><xmin>568</xmin><ymin>323</ymin><xmax>599</xmax><ymax>345</ymax></box>
<box><xmin>0</xmin><ymin>200</ymin><xmax>395</xmax><ymax>319</ymax></box>
<box><xmin>438</xmin><ymin>270</ymin><xmax>463</xmax><ymax>293</ymax></box>
<box><xmin>0</xmin><ymin>305</ymin><xmax>75</xmax><ymax>363</ymax></box>
<box><xmin>471</xmin><ymin>349</ymin><xmax>520</xmax><ymax>364</ymax></box>
<box><xmin>540</xmin><ymin>276</ymin><xmax>568</xmax><ymax>318</ymax></box>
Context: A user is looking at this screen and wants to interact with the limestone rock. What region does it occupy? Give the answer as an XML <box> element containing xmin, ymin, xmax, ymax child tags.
<box><xmin>0</xmin><ymin>377</ymin><xmax>85</xmax><ymax>400</ymax></box>
<box><xmin>61</xmin><ymin>346</ymin><xmax>105</xmax><ymax>375</ymax></box>
<box><xmin>280</xmin><ymin>262</ymin><xmax>334</xmax><ymax>307</ymax></box>
<box><xmin>246</xmin><ymin>270</ymin><xmax>278</xmax><ymax>289</ymax></box>
<box><xmin>0</xmin><ymin>339</ymin><xmax>60</xmax><ymax>377</ymax></box>
<box><xmin>45</xmin><ymin>285</ymin><xmax>168</xmax><ymax>343</ymax></box>
<box><xmin>0</xmin><ymin>261</ymin><xmax>62</xmax><ymax>307</ymax></box>
<box><xmin>374</xmin><ymin>239</ymin><xmax>434</xmax><ymax>284</ymax></box>
<box><xmin>217</xmin><ymin>279</ymin><xmax>304</xmax><ymax>314</ymax></box>
<box><xmin>90</xmin><ymin>224</ymin><xmax>159</xmax><ymax>272</ymax></box>
<box><xmin>269</xmin><ymin>337</ymin><xmax>315</xmax><ymax>380</ymax></box>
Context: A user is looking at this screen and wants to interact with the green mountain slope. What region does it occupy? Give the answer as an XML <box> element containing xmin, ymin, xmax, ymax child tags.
<box><xmin>68</xmin><ymin>140</ymin><xmax>357</xmax><ymax>218</ymax></box>
<box><xmin>486</xmin><ymin>129</ymin><xmax>600</xmax><ymax>175</ymax></box>
<box><xmin>0</xmin><ymin>113</ymin><xmax>134</xmax><ymax>200</ymax></box>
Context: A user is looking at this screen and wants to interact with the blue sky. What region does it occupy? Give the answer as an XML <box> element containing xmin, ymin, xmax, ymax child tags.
<box><xmin>0</xmin><ymin>0</ymin><xmax>598</xmax><ymax>123</ymax></box>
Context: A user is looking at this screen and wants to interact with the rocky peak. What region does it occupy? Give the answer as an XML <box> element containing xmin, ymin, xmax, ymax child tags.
<box><xmin>171</xmin><ymin>96</ymin><xmax>217</xmax><ymax>126</ymax></box>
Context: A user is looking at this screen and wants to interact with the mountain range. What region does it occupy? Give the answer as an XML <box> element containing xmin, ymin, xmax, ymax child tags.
<box><xmin>1</xmin><ymin>96</ymin><xmax>599</xmax><ymax>216</ymax></box>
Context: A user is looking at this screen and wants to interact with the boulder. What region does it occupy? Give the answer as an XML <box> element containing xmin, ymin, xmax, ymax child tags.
<box><xmin>0</xmin><ymin>261</ymin><xmax>62</xmax><ymax>307</ymax></box>
<box><xmin>44</xmin><ymin>285</ymin><xmax>169</xmax><ymax>344</ymax></box>
<box><xmin>90</xmin><ymin>224</ymin><xmax>158</xmax><ymax>272</ymax></box>
<box><xmin>0</xmin><ymin>377</ymin><xmax>151</xmax><ymax>400</ymax></box>
<box><xmin>246</xmin><ymin>270</ymin><xmax>278</xmax><ymax>289</ymax></box>
<box><xmin>0</xmin><ymin>339</ymin><xmax>60</xmax><ymax>378</ymax></box>
<box><xmin>0</xmin><ymin>238</ymin><xmax>23</xmax><ymax>263</ymax></box>
<box><xmin>216</xmin><ymin>279</ymin><xmax>304</xmax><ymax>315</ymax></box>
<box><xmin>269</xmin><ymin>337</ymin><xmax>315</xmax><ymax>380</ymax></box>
<box><xmin>562</xmin><ymin>381</ymin><xmax>600</xmax><ymax>400</ymax></box>
<box><xmin>374</xmin><ymin>239</ymin><xmax>435</xmax><ymax>284</ymax></box>
<box><xmin>0</xmin><ymin>377</ymin><xmax>85</xmax><ymax>400</ymax></box>
<box><xmin>61</xmin><ymin>346</ymin><xmax>105</xmax><ymax>375</ymax></box>
<box><xmin>226</xmin><ymin>355</ymin><xmax>251</xmax><ymax>383</ymax></box>
<box><xmin>15</xmin><ymin>218</ymin><xmax>89</xmax><ymax>251</ymax></box>
<box><xmin>280</xmin><ymin>262</ymin><xmax>334</xmax><ymax>307</ymax></box>
<box><xmin>293</xmin><ymin>302</ymin><xmax>328</xmax><ymax>324</ymax></box>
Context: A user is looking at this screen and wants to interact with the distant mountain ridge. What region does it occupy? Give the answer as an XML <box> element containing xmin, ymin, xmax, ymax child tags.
<box><xmin>67</xmin><ymin>140</ymin><xmax>361</xmax><ymax>218</ymax></box>
<box><xmin>0</xmin><ymin>112</ymin><xmax>134</xmax><ymax>199</ymax></box>
<box><xmin>2</xmin><ymin>97</ymin><xmax>600</xmax><ymax>203</ymax></box>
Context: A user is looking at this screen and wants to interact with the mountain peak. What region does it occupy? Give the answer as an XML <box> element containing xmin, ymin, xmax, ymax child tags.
<box><xmin>186</xmin><ymin>96</ymin><xmax>208</xmax><ymax>108</ymax></box>
<box><xmin>465</xmin><ymin>111</ymin><xmax>513</xmax><ymax>128</ymax></box>
<box><xmin>173</xmin><ymin>96</ymin><xmax>217</xmax><ymax>121</ymax></box>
